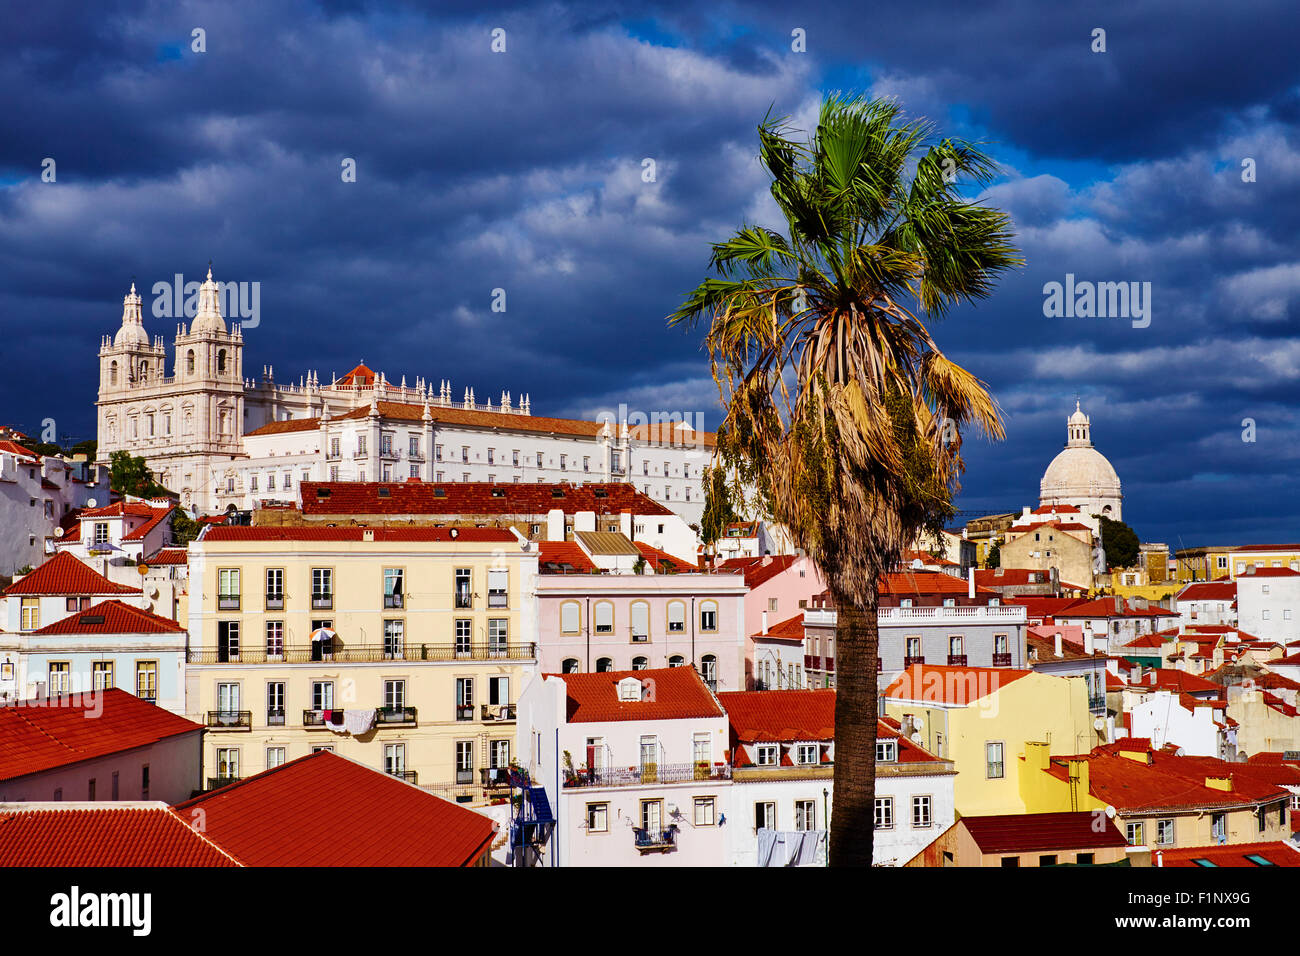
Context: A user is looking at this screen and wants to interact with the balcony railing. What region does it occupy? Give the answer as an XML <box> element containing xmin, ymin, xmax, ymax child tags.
<box><xmin>481</xmin><ymin>703</ymin><xmax>516</xmax><ymax>722</ymax></box>
<box><xmin>992</xmin><ymin>652</ymin><xmax>1013</xmax><ymax>667</ymax></box>
<box><xmin>388</xmin><ymin>769</ymin><xmax>418</xmax><ymax>784</ymax></box>
<box><xmin>904</xmin><ymin>655</ymin><xmax>925</xmax><ymax>667</ymax></box>
<box><xmin>188</xmin><ymin>643</ymin><xmax>537</xmax><ymax>664</ymax></box>
<box><xmin>488</xmin><ymin>592</ymin><xmax>508</xmax><ymax>609</ymax></box>
<box><xmin>303</xmin><ymin>709</ymin><xmax>329</xmax><ymax>727</ymax></box>
<box><xmin>206</xmin><ymin>710</ymin><xmax>251</xmax><ymax>730</ymax></box>
<box><xmin>455</xmin><ymin>705</ymin><xmax>475</xmax><ymax>721</ymax></box>
<box><xmin>207</xmin><ymin>776</ymin><xmax>241</xmax><ymax>790</ymax></box>
<box><xmin>312</xmin><ymin>594</ymin><xmax>333</xmax><ymax>610</ymax></box>
<box><xmin>481</xmin><ymin>767</ymin><xmax>510</xmax><ymax>788</ymax></box>
<box><xmin>633</xmin><ymin>826</ymin><xmax>678</xmax><ymax>852</ymax></box>
<box><xmin>564</xmin><ymin>762</ymin><xmax>731</xmax><ymax>789</ymax></box>
<box><xmin>217</xmin><ymin>595</ymin><xmax>240</xmax><ymax>611</ymax></box>
<box><xmin>376</xmin><ymin>705</ymin><xmax>418</xmax><ymax>726</ymax></box>
<box><xmin>265</xmin><ymin>594</ymin><xmax>284</xmax><ymax>610</ymax></box>
<box><xmin>805</xmin><ymin>605</ymin><xmax>1027</xmax><ymax>626</ymax></box>
<box><xmin>384</xmin><ymin>593</ymin><xmax>404</xmax><ymax>608</ymax></box>
<box><xmin>455</xmin><ymin>768</ymin><xmax>474</xmax><ymax>785</ymax></box>
<box><xmin>267</xmin><ymin>708</ymin><xmax>286</xmax><ymax>726</ymax></box>
<box><xmin>947</xmin><ymin>654</ymin><xmax>968</xmax><ymax>666</ymax></box>
<box><xmin>454</xmin><ymin>590</ymin><xmax>472</xmax><ymax>609</ymax></box>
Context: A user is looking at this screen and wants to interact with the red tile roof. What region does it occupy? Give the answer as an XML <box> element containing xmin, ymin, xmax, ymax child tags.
<box><xmin>1006</xmin><ymin>597</ymin><xmax>1086</xmax><ymax>620</ymax></box>
<box><xmin>0</xmin><ymin>689</ymin><xmax>203</xmax><ymax>783</ymax></box>
<box><xmin>753</xmin><ymin>613</ymin><xmax>805</xmax><ymax>642</ymax></box>
<box><xmin>202</xmin><ymin>526</ymin><xmax>517</xmax><ymax>543</ymax></box>
<box><xmin>1127</xmin><ymin>668</ymin><xmax>1221</xmax><ymax>695</ymax></box>
<box><xmin>145</xmin><ymin>548</ymin><xmax>189</xmax><ymax>565</ymax></box>
<box><xmin>29</xmin><ymin>599</ymin><xmax>184</xmax><ymax>636</ymax></box>
<box><xmin>538</xmin><ymin>541</ymin><xmax>598</xmax><ymax>573</ymax></box>
<box><xmin>1029</xmin><ymin>504</ymin><xmax>1081</xmax><ymax>515</ymax></box>
<box><xmin>961</xmin><ymin>812</ymin><xmax>1129</xmax><ymax>853</ymax></box>
<box><xmin>0</xmin><ymin>440</ymin><xmax>40</xmax><ymax>461</ymax></box>
<box><xmin>1</xmin><ymin>551</ymin><xmax>141</xmax><ymax>597</ymax></box>
<box><xmin>174</xmin><ymin>751</ymin><xmax>495</xmax><ymax>866</ymax></box>
<box><xmin>719</xmin><ymin>689</ymin><xmax>835</xmax><ymax>743</ymax></box>
<box><xmin>1239</xmin><ymin>567</ymin><xmax>1300</xmax><ymax>577</ymax></box>
<box><xmin>634</xmin><ymin>542</ymin><xmax>697</xmax><ymax>572</ymax></box>
<box><xmin>334</xmin><ymin>362</ymin><xmax>377</xmax><ymax>386</ymax></box>
<box><xmin>1008</xmin><ymin>520</ymin><xmax>1094</xmax><ymax>535</ymax></box>
<box><xmin>882</xmin><ymin>664</ymin><xmax>1032</xmax><ymax>705</ymax></box>
<box><xmin>1059</xmin><ymin>598</ymin><xmax>1178</xmax><ymax>618</ymax></box>
<box><xmin>1158</xmin><ymin>841</ymin><xmax>1300</xmax><ymax>867</ymax></box>
<box><xmin>975</xmin><ymin>569</ymin><xmax>1055</xmax><ymax>587</ymax></box>
<box><xmin>557</xmin><ymin>667</ymin><xmax>724</xmax><ymax>723</ymax></box>
<box><xmin>1177</xmin><ymin>581</ymin><xmax>1237</xmax><ymax>602</ymax></box>
<box><xmin>717</xmin><ymin>555</ymin><xmax>799</xmax><ymax>588</ymax></box>
<box><xmin>121</xmin><ymin>506</ymin><xmax>174</xmax><ymax>542</ymax></box>
<box><xmin>881</xmin><ymin>571</ymin><xmax>994</xmax><ymax>596</ymax></box>
<box><xmin>299</xmin><ymin>480</ymin><xmax>674</xmax><ymax>517</ymax></box>
<box><xmin>243</xmin><ymin>417</ymin><xmax>322</xmax><ymax>437</ymax></box>
<box><xmin>0</xmin><ymin>807</ymin><xmax>239</xmax><ymax>866</ymax></box>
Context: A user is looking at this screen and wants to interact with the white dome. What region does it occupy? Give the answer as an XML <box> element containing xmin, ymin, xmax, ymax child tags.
<box><xmin>191</xmin><ymin>267</ymin><xmax>227</xmax><ymax>334</ymax></box>
<box><xmin>1040</xmin><ymin>446</ymin><xmax>1121</xmax><ymax>501</ymax></box>
<box><xmin>113</xmin><ymin>323</ymin><xmax>149</xmax><ymax>347</ymax></box>
<box><xmin>114</xmin><ymin>282</ymin><xmax>149</xmax><ymax>346</ymax></box>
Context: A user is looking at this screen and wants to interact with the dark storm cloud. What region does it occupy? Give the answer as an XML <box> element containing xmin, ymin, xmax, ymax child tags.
<box><xmin>1</xmin><ymin>0</ymin><xmax>1299</xmax><ymax>546</ymax></box>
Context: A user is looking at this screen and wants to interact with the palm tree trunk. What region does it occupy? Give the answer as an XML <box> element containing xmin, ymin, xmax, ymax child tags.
<box><xmin>829</xmin><ymin>583</ymin><xmax>880</xmax><ymax>866</ymax></box>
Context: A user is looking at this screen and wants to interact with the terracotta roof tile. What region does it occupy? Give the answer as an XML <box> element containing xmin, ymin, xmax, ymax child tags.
<box><xmin>633</xmin><ymin>542</ymin><xmax>697</xmax><ymax>572</ymax></box>
<box><xmin>202</xmin><ymin>526</ymin><xmax>517</xmax><ymax>543</ymax></box>
<box><xmin>29</xmin><ymin>599</ymin><xmax>184</xmax><ymax>636</ymax></box>
<box><xmin>961</xmin><ymin>811</ymin><xmax>1129</xmax><ymax>853</ymax></box>
<box><xmin>1159</xmin><ymin>841</ymin><xmax>1300</xmax><ymax>867</ymax></box>
<box><xmin>557</xmin><ymin>667</ymin><xmax>723</xmax><ymax>723</ymax></box>
<box><xmin>538</xmin><ymin>541</ymin><xmax>598</xmax><ymax>573</ymax></box>
<box><xmin>0</xmin><ymin>807</ymin><xmax>239</xmax><ymax>866</ymax></box>
<box><xmin>882</xmin><ymin>664</ymin><xmax>1032</xmax><ymax>705</ymax></box>
<box><xmin>717</xmin><ymin>555</ymin><xmax>798</xmax><ymax>588</ymax></box>
<box><xmin>299</xmin><ymin>481</ymin><xmax>673</xmax><ymax>517</ymax></box>
<box><xmin>1</xmin><ymin>552</ymin><xmax>141</xmax><ymax>597</ymax></box>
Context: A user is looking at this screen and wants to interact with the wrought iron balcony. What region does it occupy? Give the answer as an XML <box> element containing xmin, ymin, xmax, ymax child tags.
<box><xmin>947</xmin><ymin>654</ymin><xmax>968</xmax><ymax>666</ymax></box>
<box><xmin>388</xmin><ymin>769</ymin><xmax>418</xmax><ymax>784</ymax></box>
<box><xmin>207</xmin><ymin>776</ymin><xmax>241</xmax><ymax>790</ymax></box>
<box><xmin>384</xmin><ymin>593</ymin><xmax>404</xmax><ymax>608</ymax></box>
<box><xmin>188</xmin><ymin>642</ymin><xmax>537</xmax><ymax>664</ymax></box>
<box><xmin>312</xmin><ymin>594</ymin><xmax>333</xmax><ymax>610</ymax></box>
<box><xmin>904</xmin><ymin>655</ymin><xmax>925</xmax><ymax>667</ymax></box>
<box><xmin>266</xmin><ymin>708</ymin><xmax>286</xmax><ymax>727</ymax></box>
<box><xmin>265</xmin><ymin>594</ymin><xmax>284</xmax><ymax>610</ymax></box>
<box><xmin>455</xmin><ymin>705</ymin><xmax>475</xmax><ymax>721</ymax></box>
<box><xmin>633</xmin><ymin>826</ymin><xmax>678</xmax><ymax>852</ymax></box>
<box><xmin>488</xmin><ymin>592</ymin><xmax>508</xmax><ymax>608</ymax></box>
<box><xmin>481</xmin><ymin>767</ymin><xmax>510</xmax><ymax>788</ymax></box>
<box><xmin>217</xmin><ymin>595</ymin><xmax>240</xmax><ymax>611</ymax></box>
<box><xmin>376</xmin><ymin>705</ymin><xmax>417</xmax><ymax>726</ymax></box>
<box><xmin>206</xmin><ymin>710</ymin><xmax>251</xmax><ymax>730</ymax></box>
<box><xmin>564</xmin><ymin>762</ymin><xmax>731</xmax><ymax>789</ymax></box>
<box><xmin>481</xmin><ymin>703</ymin><xmax>516</xmax><ymax>722</ymax></box>
<box><xmin>455</xmin><ymin>768</ymin><xmax>474</xmax><ymax>784</ymax></box>
<box><xmin>303</xmin><ymin>709</ymin><xmax>329</xmax><ymax>727</ymax></box>
<box><xmin>992</xmin><ymin>652</ymin><xmax>1013</xmax><ymax>667</ymax></box>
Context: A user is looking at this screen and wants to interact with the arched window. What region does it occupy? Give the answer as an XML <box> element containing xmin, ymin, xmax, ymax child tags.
<box><xmin>595</xmin><ymin>657</ymin><xmax>613</xmax><ymax>673</ymax></box>
<box><xmin>632</xmin><ymin>657</ymin><xmax>648</xmax><ymax>671</ymax></box>
<box><xmin>668</xmin><ymin>655</ymin><xmax>684</xmax><ymax>667</ymax></box>
<box><xmin>630</xmin><ymin>601</ymin><xmax>649</xmax><ymax>642</ymax></box>
<box><xmin>699</xmin><ymin>600</ymin><xmax>718</xmax><ymax>632</ymax></box>
<box><xmin>139</xmin><ymin>360</ymin><xmax>149</xmax><ymax>380</ymax></box>
<box><xmin>217</xmin><ymin>349</ymin><xmax>227</xmax><ymax>374</ymax></box>
<box><xmin>186</xmin><ymin>350</ymin><xmax>195</xmax><ymax>374</ymax></box>
<box><xmin>699</xmin><ymin>654</ymin><xmax>717</xmax><ymax>687</ymax></box>
<box><xmin>109</xmin><ymin>361</ymin><xmax>118</xmax><ymax>385</ymax></box>
<box><xmin>562</xmin><ymin>658</ymin><xmax>580</xmax><ymax>674</ymax></box>
<box><xmin>667</xmin><ymin>600</ymin><xmax>686</xmax><ymax>633</ymax></box>
<box><xmin>560</xmin><ymin>601</ymin><xmax>581</xmax><ymax>634</ymax></box>
<box><xmin>594</xmin><ymin>601</ymin><xmax>614</xmax><ymax>635</ymax></box>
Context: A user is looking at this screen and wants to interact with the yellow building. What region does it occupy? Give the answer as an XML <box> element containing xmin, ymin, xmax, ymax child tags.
<box><xmin>1174</xmin><ymin>545</ymin><xmax>1300</xmax><ymax>585</ymax></box>
<box><xmin>881</xmin><ymin>664</ymin><xmax>1099</xmax><ymax>816</ymax></box>
<box><xmin>186</xmin><ymin>525</ymin><xmax>538</xmax><ymax>801</ymax></box>
<box><xmin>1019</xmin><ymin>739</ymin><xmax>1294</xmax><ymax>850</ymax></box>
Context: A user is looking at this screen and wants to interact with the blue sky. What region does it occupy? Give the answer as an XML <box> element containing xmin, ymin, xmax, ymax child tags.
<box><xmin>2</xmin><ymin>0</ymin><xmax>1299</xmax><ymax>547</ymax></box>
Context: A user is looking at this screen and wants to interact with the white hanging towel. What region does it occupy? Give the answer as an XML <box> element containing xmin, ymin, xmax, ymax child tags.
<box><xmin>342</xmin><ymin>708</ymin><xmax>376</xmax><ymax>735</ymax></box>
<box><xmin>794</xmin><ymin>830</ymin><xmax>824</xmax><ymax>865</ymax></box>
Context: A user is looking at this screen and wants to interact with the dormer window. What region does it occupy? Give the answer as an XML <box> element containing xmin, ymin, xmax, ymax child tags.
<box><xmin>618</xmin><ymin>677</ymin><xmax>642</xmax><ymax>702</ymax></box>
<box><xmin>876</xmin><ymin>740</ymin><xmax>897</xmax><ymax>762</ymax></box>
<box><xmin>755</xmin><ymin>744</ymin><xmax>778</xmax><ymax>766</ymax></box>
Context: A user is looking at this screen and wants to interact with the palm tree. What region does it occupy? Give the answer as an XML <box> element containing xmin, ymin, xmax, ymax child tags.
<box><xmin>669</xmin><ymin>93</ymin><xmax>1021</xmax><ymax>866</ymax></box>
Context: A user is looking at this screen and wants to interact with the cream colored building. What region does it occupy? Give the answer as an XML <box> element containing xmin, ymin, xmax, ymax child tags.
<box><xmin>185</xmin><ymin>525</ymin><xmax>539</xmax><ymax>800</ymax></box>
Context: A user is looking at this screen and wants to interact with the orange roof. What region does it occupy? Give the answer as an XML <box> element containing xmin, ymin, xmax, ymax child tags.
<box><xmin>202</xmin><ymin>526</ymin><xmax>516</xmax><ymax>543</ymax></box>
<box><xmin>753</xmin><ymin>613</ymin><xmax>805</xmax><ymax>642</ymax></box>
<box><xmin>145</xmin><ymin>548</ymin><xmax>189</xmax><ymax>565</ymax></box>
<box><xmin>1159</xmin><ymin>841</ymin><xmax>1300</xmax><ymax>867</ymax></box>
<box><xmin>717</xmin><ymin>555</ymin><xmax>799</xmax><ymax>588</ymax></box>
<box><xmin>1177</xmin><ymin>581</ymin><xmax>1237</xmax><ymax>601</ymax></box>
<box><xmin>121</xmin><ymin>506</ymin><xmax>174</xmax><ymax>541</ymax></box>
<box><xmin>0</xmin><ymin>689</ymin><xmax>202</xmax><ymax>783</ymax></box>
<box><xmin>300</xmin><ymin>480</ymin><xmax>673</xmax><ymax>517</ymax></box>
<box><xmin>634</xmin><ymin>542</ymin><xmax>697</xmax><ymax>572</ymax></box>
<box><xmin>975</xmin><ymin>569</ymin><xmax>1054</xmax><ymax>587</ymax></box>
<box><xmin>243</xmin><ymin>417</ymin><xmax>322</xmax><ymax>437</ymax></box>
<box><xmin>30</xmin><ymin>599</ymin><xmax>184</xmax><ymax>636</ymax></box>
<box><xmin>334</xmin><ymin>362</ymin><xmax>377</xmax><ymax>386</ymax></box>
<box><xmin>1029</xmin><ymin>504</ymin><xmax>1081</xmax><ymax>514</ymax></box>
<box><xmin>0</xmin><ymin>439</ymin><xmax>40</xmax><ymax>461</ymax></box>
<box><xmin>1239</xmin><ymin>567</ymin><xmax>1300</xmax><ymax>577</ymax></box>
<box><xmin>882</xmin><ymin>664</ymin><xmax>1032</xmax><ymax>705</ymax></box>
<box><xmin>558</xmin><ymin>668</ymin><xmax>723</xmax><ymax>723</ymax></box>
<box><xmin>719</xmin><ymin>689</ymin><xmax>835</xmax><ymax>743</ymax></box>
<box><xmin>1</xmin><ymin>551</ymin><xmax>141</xmax><ymax>597</ymax></box>
<box><xmin>174</xmin><ymin>751</ymin><xmax>495</xmax><ymax>866</ymax></box>
<box><xmin>538</xmin><ymin>541</ymin><xmax>598</xmax><ymax>573</ymax></box>
<box><xmin>1127</xmin><ymin>668</ymin><xmax>1221</xmax><ymax>694</ymax></box>
<box><xmin>0</xmin><ymin>807</ymin><xmax>239</xmax><ymax>867</ymax></box>
<box><xmin>961</xmin><ymin>811</ymin><xmax>1128</xmax><ymax>854</ymax></box>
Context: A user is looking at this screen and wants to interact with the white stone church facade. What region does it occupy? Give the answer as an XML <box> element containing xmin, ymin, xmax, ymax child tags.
<box><xmin>96</xmin><ymin>270</ymin><xmax>713</xmax><ymax>522</ymax></box>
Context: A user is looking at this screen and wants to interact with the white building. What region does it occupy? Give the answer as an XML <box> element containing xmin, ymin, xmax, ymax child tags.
<box><xmin>1126</xmin><ymin>689</ymin><xmax>1228</xmax><ymax>759</ymax></box>
<box><xmin>1235</xmin><ymin>568</ymin><xmax>1300</xmax><ymax>644</ymax></box>
<box><xmin>1174</xmin><ymin>579</ymin><xmax>1238</xmax><ymax>628</ymax></box>
<box><xmin>95</xmin><ymin>271</ymin><xmax>715</xmax><ymax>522</ymax></box>
<box><xmin>53</xmin><ymin>497</ymin><xmax>176</xmax><ymax>589</ymax></box>
<box><xmin>0</xmin><ymin>441</ymin><xmax>109</xmax><ymax>576</ymax></box>
<box><xmin>516</xmin><ymin>667</ymin><xmax>732</xmax><ymax>867</ymax></box>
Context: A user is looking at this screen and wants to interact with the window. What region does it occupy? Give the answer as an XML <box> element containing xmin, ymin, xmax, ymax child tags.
<box><xmin>265</xmin><ymin>621</ymin><xmax>284</xmax><ymax>659</ymax></box>
<box><xmin>562</xmin><ymin>658</ymin><xmax>580</xmax><ymax>673</ymax></box>
<box><xmin>456</xmin><ymin>740</ymin><xmax>474</xmax><ymax>783</ymax></box>
<box><xmin>512</xmin><ymin>449</ymin><xmax>520</xmax><ymax>467</ymax></box>
<box><xmin>583</xmin><ymin>456</ymin><xmax>590</xmax><ymax>473</ymax></box>
<box><xmin>630</xmin><ymin>602</ymin><xmax>649</xmax><ymax>642</ymax></box>
<box><xmin>217</xmin><ymin>682</ymin><xmax>241</xmax><ymax>717</ymax></box>
<box><xmin>267</xmin><ymin>682</ymin><xmax>285</xmax><ymax>725</ymax></box>
<box><xmin>1156</xmin><ymin>819</ymin><xmax>1175</xmax><ymax>846</ymax></box>
<box><xmin>217</xmin><ymin>621</ymin><xmax>240</xmax><ymax>662</ymax></box>
<box><xmin>949</xmin><ymin>635</ymin><xmax>963</xmax><ymax>657</ymax></box>
<box><xmin>136</xmin><ymin>661</ymin><xmax>157</xmax><ymax>701</ymax></box>
<box><xmin>385</xmin><ymin>679</ymin><xmax>406</xmax><ymax>711</ymax></box>
<box><xmin>454</xmin><ymin>619</ymin><xmax>471</xmax><ymax>657</ymax></box>
<box><xmin>456</xmin><ymin>678</ymin><xmax>474</xmax><ymax>720</ymax></box>
<box><xmin>694</xmin><ymin>797</ymin><xmax>716</xmax><ymax>826</ymax></box>
<box><xmin>700</xmin><ymin>654</ymin><xmax>717</xmax><ymax>688</ymax></box>
<box><xmin>384</xmin><ymin>743</ymin><xmax>405</xmax><ymax>776</ymax></box>
<box><xmin>215</xmin><ymin>569</ymin><xmax>241</xmax><ymax>609</ymax></box>
<box><xmin>487</xmin><ymin>569</ymin><xmax>508</xmax><ymax>608</ymax></box>
<box><xmin>454</xmin><ymin>568</ymin><xmax>472</xmax><ymax>608</ymax></box>
<box><xmin>876</xmin><ymin>740</ymin><xmax>898</xmax><ymax>762</ymax></box>
<box><xmin>594</xmin><ymin>602</ymin><xmax>614</xmax><ymax>634</ymax></box>
<box><xmin>312</xmin><ymin>568</ymin><xmax>333</xmax><ymax>609</ymax></box>
<box><xmin>537</xmin><ymin>452</ymin><xmax>543</xmax><ymax>468</ymax></box>
<box><xmin>140</xmin><ymin>766</ymin><xmax>149</xmax><ymax>799</ymax></box>
<box><xmin>667</xmin><ymin>601</ymin><xmax>685</xmax><ymax>632</ymax></box>
<box><xmin>796</xmin><ymin>743</ymin><xmax>819</xmax><ymax>765</ymax></box>
<box><xmin>912</xmin><ymin>795</ymin><xmax>932</xmax><ymax>828</ymax></box>
<box><xmin>755</xmin><ymin>802</ymin><xmax>776</xmax><ymax>831</ymax></box>
<box><xmin>756</xmin><ymin>744</ymin><xmax>778</xmax><ymax>766</ymax></box>
<box><xmin>216</xmin><ymin>748</ymin><xmax>239</xmax><ymax>781</ymax></box>
<box><xmin>383</xmin><ymin>619</ymin><xmax>404</xmax><ymax>658</ymax></box>
<box><xmin>47</xmin><ymin>662</ymin><xmax>70</xmax><ymax>695</ymax></box>
<box><xmin>632</xmin><ymin>656</ymin><xmax>648</xmax><ymax>670</ymax></box>
<box><xmin>92</xmin><ymin>661</ymin><xmax>114</xmax><ymax>690</ymax></box>
<box><xmin>795</xmin><ymin>800</ymin><xmax>816</xmax><ymax>831</ymax></box>
<box><xmin>561</xmin><ymin>602</ymin><xmax>580</xmax><ymax>634</ymax></box>
<box><xmin>560</xmin><ymin>455</ymin><xmax>567</xmax><ymax>471</ymax></box>
<box><xmin>875</xmin><ymin>797</ymin><xmax>894</xmax><ymax>829</ymax></box>
<box><xmin>641</xmin><ymin>799</ymin><xmax>664</xmax><ymax>834</ymax></box>
<box><xmin>263</xmin><ymin>567</ymin><xmax>284</xmax><ymax>609</ymax></box>
<box><xmin>356</xmin><ymin>436</ymin><xmax>367</xmax><ymax>457</ymax></box>
<box><xmin>312</xmin><ymin>681</ymin><xmax>334</xmax><ymax>711</ymax></box>
<box><xmin>668</xmin><ymin>655</ymin><xmax>684</xmax><ymax>667</ymax></box>
<box><xmin>587</xmin><ymin>803</ymin><xmax>609</xmax><ymax>832</ymax></box>
<box><xmin>1076</xmin><ymin>853</ymin><xmax>1094</xmax><ymax>865</ymax></box>
<box><xmin>93</xmin><ymin>522</ymin><xmax>110</xmax><ymax>545</ymax></box>
<box><xmin>1126</xmin><ymin>822</ymin><xmax>1145</xmax><ymax>845</ymax></box>
<box><xmin>20</xmin><ymin>598</ymin><xmax>38</xmax><ymax>631</ymax></box>
<box><xmin>266</xmin><ymin>747</ymin><xmax>286</xmax><ymax>769</ymax></box>
<box><xmin>986</xmin><ymin>742</ymin><xmax>1005</xmax><ymax>779</ymax></box>
<box><xmin>595</xmin><ymin>657</ymin><xmax>612</xmax><ymax>672</ymax></box>
<box><xmin>384</xmin><ymin>568</ymin><xmax>404</xmax><ymax>608</ymax></box>
<box><xmin>1001</xmin><ymin>857</ymin><xmax>1020</xmax><ymax>867</ymax></box>
<box><xmin>699</xmin><ymin>600</ymin><xmax>718</xmax><ymax>632</ymax></box>
<box><xmin>488</xmin><ymin>619</ymin><xmax>508</xmax><ymax>656</ymax></box>
<box><xmin>905</xmin><ymin>636</ymin><xmax>921</xmax><ymax>659</ymax></box>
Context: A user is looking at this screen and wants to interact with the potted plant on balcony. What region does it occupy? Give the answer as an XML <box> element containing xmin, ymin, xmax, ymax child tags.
<box><xmin>562</xmin><ymin>750</ymin><xmax>578</xmax><ymax>787</ymax></box>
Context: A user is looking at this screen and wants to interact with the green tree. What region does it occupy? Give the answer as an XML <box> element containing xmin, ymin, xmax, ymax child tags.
<box><xmin>669</xmin><ymin>93</ymin><xmax>1020</xmax><ymax>865</ymax></box>
<box><xmin>985</xmin><ymin>541</ymin><xmax>1001</xmax><ymax>569</ymax></box>
<box><xmin>699</xmin><ymin>464</ymin><xmax>740</xmax><ymax>548</ymax></box>
<box><xmin>1096</xmin><ymin>515</ymin><xmax>1139</xmax><ymax>569</ymax></box>
<box><xmin>70</xmin><ymin>439</ymin><xmax>98</xmax><ymax>459</ymax></box>
<box><xmin>109</xmin><ymin>450</ymin><xmax>169</xmax><ymax>498</ymax></box>
<box><xmin>171</xmin><ymin>510</ymin><xmax>202</xmax><ymax>547</ymax></box>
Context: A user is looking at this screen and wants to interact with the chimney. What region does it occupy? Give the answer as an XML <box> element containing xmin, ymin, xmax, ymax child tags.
<box><xmin>968</xmin><ymin>567</ymin><xmax>975</xmax><ymax>599</ymax></box>
<box><xmin>762</xmin><ymin>554</ymin><xmax>773</xmax><ymax>567</ymax></box>
<box><xmin>761</xmin><ymin>610</ymin><xmax>769</xmax><ymax>635</ymax></box>
<box><xmin>546</xmin><ymin>508</ymin><xmax>565</xmax><ymax>542</ymax></box>
<box><xmin>1114</xmin><ymin>595</ymin><xmax>1123</xmax><ymax>614</ymax></box>
<box><xmin>1083</xmin><ymin>625</ymin><xmax>1094</xmax><ymax>655</ymax></box>
<box><xmin>1055</xmin><ymin>632</ymin><xmax>1063</xmax><ymax>658</ymax></box>
<box><xmin>1022</xmin><ymin>506</ymin><xmax>1030</xmax><ymax>518</ymax></box>
<box><xmin>1204</xmin><ymin>776</ymin><xmax>1233</xmax><ymax>792</ymax></box>
<box><xmin>619</xmin><ymin>509</ymin><xmax>633</xmax><ymax>539</ymax></box>
<box><xmin>1133</xmin><ymin>664</ymin><xmax>1142</xmax><ymax>684</ymax></box>
<box><xmin>1025</xmin><ymin>740</ymin><xmax>1050</xmax><ymax>771</ymax></box>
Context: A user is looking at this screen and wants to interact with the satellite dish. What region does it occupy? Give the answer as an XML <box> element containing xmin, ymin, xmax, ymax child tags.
<box><xmin>910</xmin><ymin>732</ymin><xmax>922</xmax><ymax>743</ymax></box>
<box><xmin>912</xmin><ymin>716</ymin><xmax>924</xmax><ymax>731</ymax></box>
<box><xmin>1093</xmin><ymin>717</ymin><xmax>1106</xmax><ymax>731</ymax></box>
<box><xmin>1105</xmin><ymin>805</ymin><xmax>1116</xmax><ymax>819</ymax></box>
<box><xmin>86</xmin><ymin>498</ymin><xmax>97</xmax><ymax>508</ymax></box>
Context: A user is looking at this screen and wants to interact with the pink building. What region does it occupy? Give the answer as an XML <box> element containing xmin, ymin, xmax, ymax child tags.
<box><xmin>715</xmin><ymin>555</ymin><xmax>826</xmax><ymax>689</ymax></box>
<box><xmin>535</xmin><ymin>539</ymin><xmax>746</xmax><ymax>692</ymax></box>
